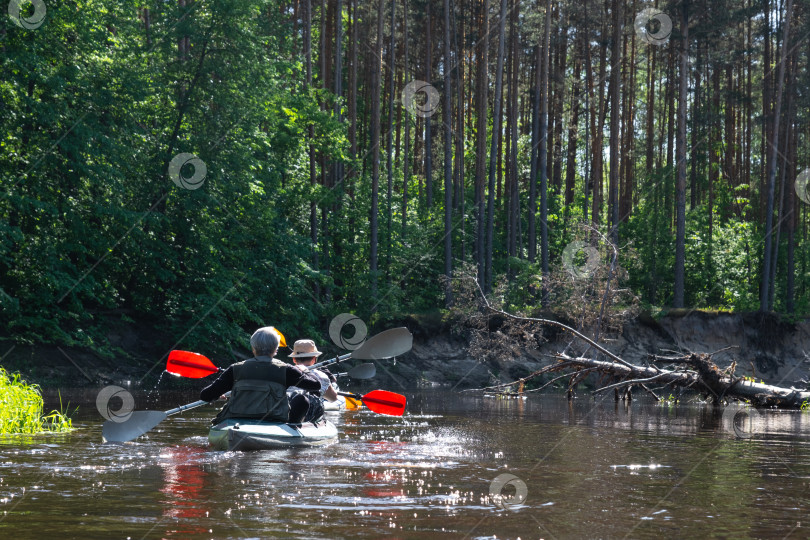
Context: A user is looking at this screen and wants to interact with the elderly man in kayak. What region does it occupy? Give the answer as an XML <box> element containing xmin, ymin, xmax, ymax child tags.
<box><xmin>200</xmin><ymin>327</ymin><xmax>322</xmax><ymax>425</ymax></box>
<box><xmin>287</xmin><ymin>339</ymin><xmax>339</xmax><ymax>422</ymax></box>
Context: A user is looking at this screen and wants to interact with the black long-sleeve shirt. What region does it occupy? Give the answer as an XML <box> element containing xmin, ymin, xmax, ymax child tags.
<box><xmin>200</xmin><ymin>361</ymin><xmax>320</xmax><ymax>402</ymax></box>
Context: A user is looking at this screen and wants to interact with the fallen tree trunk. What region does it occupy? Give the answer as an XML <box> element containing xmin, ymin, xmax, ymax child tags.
<box><xmin>553</xmin><ymin>352</ymin><xmax>810</xmax><ymax>408</ymax></box>
<box><xmin>465</xmin><ymin>278</ymin><xmax>810</xmax><ymax>410</ymax></box>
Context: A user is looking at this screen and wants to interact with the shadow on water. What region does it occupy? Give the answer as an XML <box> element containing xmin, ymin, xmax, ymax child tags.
<box><xmin>0</xmin><ymin>389</ymin><xmax>809</xmax><ymax>538</ymax></box>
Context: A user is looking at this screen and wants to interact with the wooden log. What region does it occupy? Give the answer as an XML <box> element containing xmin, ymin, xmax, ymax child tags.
<box><xmin>465</xmin><ymin>276</ymin><xmax>810</xmax><ymax>410</ymax></box>
<box><xmin>557</xmin><ymin>353</ymin><xmax>810</xmax><ymax>409</ymax></box>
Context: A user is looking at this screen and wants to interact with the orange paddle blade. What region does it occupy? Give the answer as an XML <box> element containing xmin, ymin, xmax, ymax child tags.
<box><xmin>270</xmin><ymin>327</ymin><xmax>287</xmax><ymax>348</ymax></box>
<box><xmin>167</xmin><ymin>350</ymin><xmax>220</xmax><ymax>378</ymax></box>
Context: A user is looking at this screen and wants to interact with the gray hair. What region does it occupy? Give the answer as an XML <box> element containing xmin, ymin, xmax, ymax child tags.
<box><xmin>250</xmin><ymin>327</ymin><xmax>280</xmax><ymax>356</ymax></box>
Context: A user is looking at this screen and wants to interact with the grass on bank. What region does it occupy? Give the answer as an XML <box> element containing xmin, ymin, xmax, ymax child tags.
<box><xmin>0</xmin><ymin>367</ymin><xmax>74</xmax><ymax>434</ymax></box>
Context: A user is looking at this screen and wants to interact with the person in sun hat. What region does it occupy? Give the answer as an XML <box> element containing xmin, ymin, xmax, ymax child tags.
<box><xmin>200</xmin><ymin>327</ymin><xmax>321</xmax><ymax>425</ymax></box>
<box><xmin>286</xmin><ymin>339</ymin><xmax>339</xmax><ymax>423</ymax></box>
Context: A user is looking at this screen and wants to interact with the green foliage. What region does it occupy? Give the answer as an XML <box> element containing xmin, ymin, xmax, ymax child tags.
<box><xmin>624</xmin><ymin>167</ymin><xmax>763</xmax><ymax>312</ymax></box>
<box><xmin>502</xmin><ymin>257</ymin><xmax>543</xmax><ymax>311</ymax></box>
<box><xmin>0</xmin><ymin>1</ymin><xmax>349</xmax><ymax>354</ymax></box>
<box><xmin>1</xmin><ymin>0</ymin><xmax>808</xmax><ymax>367</ymax></box>
<box><xmin>0</xmin><ymin>367</ymin><xmax>73</xmax><ymax>434</ymax></box>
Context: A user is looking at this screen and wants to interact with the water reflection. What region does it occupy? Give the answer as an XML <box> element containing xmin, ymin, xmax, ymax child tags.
<box><xmin>159</xmin><ymin>446</ymin><xmax>210</xmax><ymax>536</ymax></box>
<box><xmin>0</xmin><ymin>391</ymin><xmax>808</xmax><ymax>539</ymax></box>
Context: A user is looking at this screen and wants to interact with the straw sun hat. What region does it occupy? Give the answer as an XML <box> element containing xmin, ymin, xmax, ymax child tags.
<box><xmin>288</xmin><ymin>339</ymin><xmax>323</xmax><ymax>358</ymax></box>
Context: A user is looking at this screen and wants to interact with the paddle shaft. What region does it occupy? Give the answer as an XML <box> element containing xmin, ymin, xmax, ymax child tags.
<box><xmin>165</xmin><ymin>391</ymin><xmax>231</xmax><ymax>416</ymax></box>
<box><xmin>311</xmin><ymin>352</ymin><xmax>353</xmax><ymax>369</ymax></box>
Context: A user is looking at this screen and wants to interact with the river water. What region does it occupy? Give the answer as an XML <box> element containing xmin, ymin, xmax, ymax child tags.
<box><xmin>1</xmin><ymin>389</ymin><xmax>809</xmax><ymax>539</ymax></box>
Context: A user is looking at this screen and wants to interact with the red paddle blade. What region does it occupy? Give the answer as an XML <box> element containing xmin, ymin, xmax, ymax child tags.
<box><xmin>360</xmin><ymin>390</ymin><xmax>407</xmax><ymax>416</ymax></box>
<box><xmin>167</xmin><ymin>350</ymin><xmax>219</xmax><ymax>378</ymax></box>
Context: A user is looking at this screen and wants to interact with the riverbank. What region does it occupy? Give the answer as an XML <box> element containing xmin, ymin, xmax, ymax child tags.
<box><xmin>381</xmin><ymin>310</ymin><xmax>810</xmax><ymax>392</ymax></box>
<box><xmin>1</xmin><ymin>311</ymin><xmax>809</xmax><ymax>392</ymax></box>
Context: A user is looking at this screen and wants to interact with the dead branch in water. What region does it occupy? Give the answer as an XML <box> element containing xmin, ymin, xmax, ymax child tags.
<box><xmin>465</xmin><ymin>278</ymin><xmax>810</xmax><ymax>409</ymax></box>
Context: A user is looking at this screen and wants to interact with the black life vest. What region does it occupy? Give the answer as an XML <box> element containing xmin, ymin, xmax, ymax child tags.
<box><xmin>215</xmin><ymin>356</ymin><xmax>289</xmax><ymax>423</ymax></box>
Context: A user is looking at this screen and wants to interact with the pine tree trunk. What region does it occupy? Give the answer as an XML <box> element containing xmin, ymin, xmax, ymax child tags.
<box><xmin>608</xmin><ymin>0</ymin><xmax>621</xmax><ymax>243</ymax></box>
<box><xmin>645</xmin><ymin>24</ymin><xmax>655</xmax><ymax>175</ymax></box>
<box><xmin>690</xmin><ymin>46</ymin><xmax>701</xmax><ymax>210</ymax></box>
<box><xmin>475</xmin><ymin>0</ymin><xmax>489</xmax><ymax>286</ymax></box>
<box><xmin>564</xmin><ymin>37</ymin><xmax>581</xmax><ymax>218</ymax></box>
<box><xmin>485</xmin><ymin>0</ymin><xmax>508</xmax><ymax>292</ymax></box>
<box><xmin>582</xmin><ymin>11</ymin><xmax>592</xmax><ymax>223</ymax></box>
<box><xmin>443</xmin><ymin>0</ymin><xmax>453</xmax><ymax>304</ymax></box>
<box><xmin>402</xmin><ymin>0</ymin><xmax>409</xmax><ymax>238</ymax></box>
<box><xmin>761</xmin><ymin>0</ymin><xmax>772</xmax><ymax>222</ymax></box>
<box><xmin>589</xmin><ymin>2</ymin><xmax>607</xmax><ymax>228</ymax></box>
<box><xmin>786</xmin><ymin>119</ymin><xmax>797</xmax><ymax>313</ymax></box>
<box><xmin>304</xmin><ymin>0</ymin><xmax>320</xmax><ymax>300</ymax></box>
<box><xmin>709</xmin><ymin>68</ymin><xmax>719</xmax><ymax>241</ymax></box>
<box><xmin>769</xmin><ymin>49</ymin><xmax>797</xmax><ymax>310</ymax></box>
<box><xmin>330</xmin><ymin>0</ymin><xmax>344</xmax><ymax>299</ymax></box>
<box><xmin>454</xmin><ymin>4</ymin><xmax>465</xmax><ymax>260</ymax></box>
<box><xmin>620</xmin><ymin>0</ymin><xmax>636</xmax><ymax>221</ymax></box>
<box><xmin>319</xmin><ymin>0</ymin><xmax>331</xmax><ymax>299</ymax></box>
<box><xmin>551</xmin><ymin>4</ymin><xmax>565</xmax><ymax>195</ymax></box>
<box><xmin>424</xmin><ymin>5</ymin><xmax>433</xmax><ymax>209</ymax></box>
<box><xmin>386</xmin><ymin>0</ymin><xmax>395</xmax><ymax>279</ymax></box>
<box><xmin>370</xmin><ymin>0</ymin><xmax>384</xmax><ymax>298</ymax></box>
<box><xmin>507</xmin><ymin>0</ymin><xmax>519</xmax><ymax>275</ymax></box>
<box><xmin>745</xmin><ymin>0</ymin><xmax>753</xmax><ymax>221</ymax></box>
<box><xmin>664</xmin><ymin>48</ymin><xmax>674</xmax><ymax>229</ymax></box>
<box><xmin>348</xmin><ymin>0</ymin><xmax>358</xmax><ymax>218</ymax></box>
<box><xmin>539</xmin><ymin>0</ymin><xmax>551</xmax><ymax>277</ymax></box>
<box><xmin>673</xmin><ymin>0</ymin><xmax>689</xmax><ymax>308</ymax></box>
<box><xmin>527</xmin><ymin>29</ymin><xmax>541</xmax><ymax>263</ymax></box>
<box><xmin>760</xmin><ymin>0</ymin><xmax>793</xmax><ymax>312</ymax></box>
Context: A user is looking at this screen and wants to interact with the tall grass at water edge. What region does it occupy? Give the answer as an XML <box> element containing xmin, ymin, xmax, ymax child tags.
<box><xmin>0</xmin><ymin>367</ymin><xmax>74</xmax><ymax>434</ymax></box>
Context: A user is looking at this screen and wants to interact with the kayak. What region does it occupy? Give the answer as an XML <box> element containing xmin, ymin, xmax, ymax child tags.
<box><xmin>208</xmin><ymin>418</ymin><xmax>338</xmax><ymax>451</ymax></box>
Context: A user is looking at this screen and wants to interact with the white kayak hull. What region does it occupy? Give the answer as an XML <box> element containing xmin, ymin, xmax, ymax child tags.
<box><xmin>208</xmin><ymin>419</ymin><xmax>338</xmax><ymax>451</ymax></box>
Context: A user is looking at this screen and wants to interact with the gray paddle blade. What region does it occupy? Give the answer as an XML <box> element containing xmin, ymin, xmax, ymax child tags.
<box><xmin>347</xmin><ymin>362</ymin><xmax>376</xmax><ymax>379</ymax></box>
<box><xmin>102</xmin><ymin>411</ymin><xmax>167</xmax><ymax>443</ymax></box>
<box><xmin>353</xmin><ymin>327</ymin><xmax>412</xmax><ymax>359</ymax></box>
